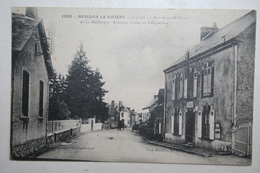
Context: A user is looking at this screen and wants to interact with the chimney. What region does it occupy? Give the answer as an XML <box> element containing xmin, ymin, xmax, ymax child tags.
<box><xmin>111</xmin><ymin>100</ymin><xmax>114</xmax><ymax>108</ymax></box>
<box><xmin>200</xmin><ymin>22</ymin><xmax>218</xmax><ymax>41</ymax></box>
<box><xmin>25</xmin><ymin>7</ymin><xmax>38</xmax><ymax>19</ymax></box>
<box><xmin>119</xmin><ymin>101</ymin><xmax>122</xmax><ymax>107</ymax></box>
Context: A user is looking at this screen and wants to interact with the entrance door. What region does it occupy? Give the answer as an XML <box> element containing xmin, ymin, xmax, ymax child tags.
<box><xmin>185</xmin><ymin>109</ymin><xmax>195</xmax><ymax>143</ymax></box>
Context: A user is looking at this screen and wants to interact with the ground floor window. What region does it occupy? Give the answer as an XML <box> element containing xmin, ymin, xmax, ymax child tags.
<box><xmin>174</xmin><ymin>110</ymin><xmax>179</xmax><ymax>134</ymax></box>
<box><xmin>202</xmin><ymin>105</ymin><xmax>210</xmax><ymax>139</ymax></box>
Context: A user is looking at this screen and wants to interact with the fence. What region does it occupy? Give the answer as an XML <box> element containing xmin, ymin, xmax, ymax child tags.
<box><xmin>81</xmin><ymin>123</ymin><xmax>103</xmax><ymax>133</ymax></box>
<box><xmin>48</xmin><ymin>119</ymin><xmax>81</xmax><ymax>134</ymax></box>
<box><xmin>232</xmin><ymin>124</ymin><xmax>252</xmax><ymax>157</ymax></box>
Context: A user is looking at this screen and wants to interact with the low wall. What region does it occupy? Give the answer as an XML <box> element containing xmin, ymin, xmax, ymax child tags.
<box><xmin>11</xmin><ymin>137</ymin><xmax>47</xmax><ymax>159</ymax></box>
<box><xmin>11</xmin><ymin>126</ymin><xmax>81</xmax><ymax>159</ymax></box>
<box><xmin>102</xmin><ymin>122</ymin><xmax>110</xmax><ymax>130</ymax></box>
<box><xmin>48</xmin><ymin>120</ymin><xmax>81</xmax><ymax>134</ymax></box>
<box><xmin>81</xmin><ymin>123</ymin><xmax>103</xmax><ymax>133</ymax></box>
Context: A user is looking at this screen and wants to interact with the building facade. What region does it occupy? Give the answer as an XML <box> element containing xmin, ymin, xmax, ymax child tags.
<box><xmin>163</xmin><ymin>11</ymin><xmax>255</xmax><ymax>155</ymax></box>
<box><xmin>143</xmin><ymin>89</ymin><xmax>164</xmax><ymax>140</ymax></box>
<box><xmin>11</xmin><ymin>8</ymin><xmax>53</xmax><ymax>158</ymax></box>
<box><xmin>108</xmin><ymin>100</ymin><xmax>120</xmax><ymax>128</ymax></box>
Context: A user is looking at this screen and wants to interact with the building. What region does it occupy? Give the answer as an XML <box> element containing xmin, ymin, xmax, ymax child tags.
<box><xmin>163</xmin><ymin>11</ymin><xmax>255</xmax><ymax>156</ymax></box>
<box><xmin>108</xmin><ymin>100</ymin><xmax>120</xmax><ymax>128</ymax></box>
<box><xmin>11</xmin><ymin>7</ymin><xmax>54</xmax><ymax>158</ymax></box>
<box><xmin>128</xmin><ymin>108</ymin><xmax>137</xmax><ymax>127</ymax></box>
<box><xmin>115</xmin><ymin>101</ymin><xmax>131</xmax><ymax>127</ymax></box>
<box><xmin>142</xmin><ymin>89</ymin><xmax>164</xmax><ymax>140</ymax></box>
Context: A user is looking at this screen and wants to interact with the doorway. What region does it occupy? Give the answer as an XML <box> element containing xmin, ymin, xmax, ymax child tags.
<box><xmin>185</xmin><ymin>109</ymin><xmax>195</xmax><ymax>143</ymax></box>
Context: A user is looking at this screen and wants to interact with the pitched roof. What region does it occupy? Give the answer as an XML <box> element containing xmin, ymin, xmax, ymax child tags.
<box><xmin>12</xmin><ymin>12</ymin><xmax>54</xmax><ymax>78</ymax></box>
<box><xmin>142</xmin><ymin>97</ymin><xmax>158</xmax><ymax>110</ymax></box>
<box><xmin>12</xmin><ymin>13</ymin><xmax>42</xmax><ymax>51</ymax></box>
<box><xmin>165</xmin><ymin>10</ymin><xmax>256</xmax><ymax>72</ymax></box>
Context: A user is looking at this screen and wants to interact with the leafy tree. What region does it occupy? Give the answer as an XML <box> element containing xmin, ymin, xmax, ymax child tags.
<box><xmin>64</xmin><ymin>44</ymin><xmax>109</xmax><ymax>122</ymax></box>
<box><xmin>49</xmin><ymin>71</ymin><xmax>71</xmax><ymax>120</ymax></box>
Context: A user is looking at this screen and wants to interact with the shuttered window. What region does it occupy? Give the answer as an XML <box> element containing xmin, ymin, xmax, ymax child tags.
<box><xmin>172</xmin><ymin>79</ymin><xmax>175</xmax><ymax>100</ymax></box>
<box><xmin>184</xmin><ymin>75</ymin><xmax>187</xmax><ymax>98</ymax></box>
<box><xmin>193</xmin><ymin>70</ymin><xmax>197</xmax><ymax>97</ymax></box>
<box><xmin>197</xmin><ymin>111</ymin><xmax>202</xmax><ymax>138</ymax></box>
<box><xmin>39</xmin><ymin>81</ymin><xmax>44</xmax><ymax>117</ymax></box>
<box><xmin>22</xmin><ymin>70</ymin><xmax>30</xmax><ymax>117</ymax></box>
<box><xmin>171</xmin><ymin>113</ymin><xmax>174</xmax><ymax>134</ymax></box>
<box><xmin>201</xmin><ymin>105</ymin><xmax>215</xmax><ymax>140</ymax></box>
<box><xmin>209</xmin><ymin>110</ymin><xmax>215</xmax><ymax>140</ymax></box>
<box><xmin>179</xmin><ymin>111</ymin><xmax>182</xmax><ymax>135</ymax></box>
<box><xmin>202</xmin><ymin>62</ymin><xmax>214</xmax><ymax>97</ymax></box>
<box><xmin>180</xmin><ymin>74</ymin><xmax>183</xmax><ymax>99</ymax></box>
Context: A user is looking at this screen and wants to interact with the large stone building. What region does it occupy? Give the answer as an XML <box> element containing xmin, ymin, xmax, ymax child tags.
<box><xmin>11</xmin><ymin>8</ymin><xmax>53</xmax><ymax>158</ymax></box>
<box><xmin>163</xmin><ymin>11</ymin><xmax>255</xmax><ymax>156</ymax></box>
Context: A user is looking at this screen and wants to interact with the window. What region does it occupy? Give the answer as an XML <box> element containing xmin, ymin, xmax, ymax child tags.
<box><xmin>179</xmin><ymin>74</ymin><xmax>183</xmax><ymax>99</ymax></box>
<box><xmin>172</xmin><ymin>107</ymin><xmax>181</xmax><ymax>135</ymax></box>
<box><xmin>197</xmin><ymin>111</ymin><xmax>202</xmax><ymax>138</ymax></box>
<box><xmin>171</xmin><ymin>113</ymin><xmax>174</xmax><ymax>133</ymax></box>
<box><xmin>22</xmin><ymin>70</ymin><xmax>29</xmax><ymax>117</ymax></box>
<box><xmin>202</xmin><ymin>105</ymin><xmax>210</xmax><ymax>139</ymax></box>
<box><xmin>184</xmin><ymin>75</ymin><xmax>187</xmax><ymax>98</ymax></box>
<box><xmin>39</xmin><ymin>80</ymin><xmax>44</xmax><ymax>117</ymax></box>
<box><xmin>202</xmin><ymin>62</ymin><xmax>214</xmax><ymax>97</ymax></box>
<box><xmin>193</xmin><ymin>70</ymin><xmax>197</xmax><ymax>97</ymax></box>
<box><xmin>172</xmin><ymin>78</ymin><xmax>175</xmax><ymax>100</ymax></box>
<box><xmin>188</xmin><ymin>68</ymin><xmax>194</xmax><ymax>98</ymax></box>
<box><xmin>174</xmin><ymin>109</ymin><xmax>179</xmax><ymax>134</ymax></box>
<box><xmin>172</xmin><ymin>73</ymin><xmax>184</xmax><ymax>100</ymax></box>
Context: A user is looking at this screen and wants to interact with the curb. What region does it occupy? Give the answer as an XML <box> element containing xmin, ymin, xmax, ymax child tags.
<box><xmin>147</xmin><ymin>141</ymin><xmax>212</xmax><ymax>157</ymax></box>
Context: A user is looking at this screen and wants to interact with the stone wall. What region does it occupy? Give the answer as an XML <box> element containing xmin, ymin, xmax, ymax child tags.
<box><xmin>11</xmin><ymin>126</ymin><xmax>81</xmax><ymax>159</ymax></box>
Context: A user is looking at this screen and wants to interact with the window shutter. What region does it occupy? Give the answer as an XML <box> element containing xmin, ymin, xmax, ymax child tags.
<box><xmin>172</xmin><ymin>79</ymin><xmax>175</xmax><ymax>100</ymax></box>
<box><xmin>179</xmin><ymin>111</ymin><xmax>182</xmax><ymax>135</ymax></box>
<box><xmin>203</xmin><ymin>71</ymin><xmax>207</xmax><ymax>95</ymax></box>
<box><xmin>171</xmin><ymin>114</ymin><xmax>174</xmax><ymax>134</ymax></box>
<box><xmin>193</xmin><ymin>71</ymin><xmax>197</xmax><ymax>97</ymax></box>
<box><xmin>197</xmin><ymin>111</ymin><xmax>202</xmax><ymax>138</ymax></box>
<box><xmin>180</xmin><ymin>74</ymin><xmax>183</xmax><ymax>98</ymax></box>
<box><xmin>211</xmin><ymin>66</ymin><xmax>214</xmax><ymax>95</ymax></box>
<box><xmin>207</xmin><ymin>68</ymin><xmax>211</xmax><ymax>94</ymax></box>
<box><xmin>159</xmin><ymin>123</ymin><xmax>161</xmax><ymax>134</ymax></box>
<box><xmin>209</xmin><ymin>110</ymin><xmax>215</xmax><ymax>140</ymax></box>
<box><xmin>184</xmin><ymin>76</ymin><xmax>187</xmax><ymax>98</ymax></box>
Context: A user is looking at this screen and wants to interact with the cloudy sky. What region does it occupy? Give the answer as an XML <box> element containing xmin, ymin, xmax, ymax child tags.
<box><xmin>13</xmin><ymin>8</ymin><xmax>249</xmax><ymax>112</ymax></box>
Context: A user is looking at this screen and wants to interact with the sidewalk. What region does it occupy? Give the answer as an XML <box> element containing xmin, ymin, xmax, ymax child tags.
<box><xmin>147</xmin><ymin>140</ymin><xmax>228</xmax><ymax>157</ymax></box>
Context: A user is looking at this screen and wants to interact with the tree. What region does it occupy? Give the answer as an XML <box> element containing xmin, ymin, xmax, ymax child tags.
<box><xmin>64</xmin><ymin>44</ymin><xmax>109</xmax><ymax>122</ymax></box>
<box><xmin>49</xmin><ymin>71</ymin><xmax>71</xmax><ymax>120</ymax></box>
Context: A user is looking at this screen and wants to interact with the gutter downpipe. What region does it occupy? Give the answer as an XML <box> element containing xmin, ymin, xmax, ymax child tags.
<box><xmin>232</xmin><ymin>43</ymin><xmax>238</xmax><ymax>153</ymax></box>
<box><xmin>163</xmin><ymin>72</ymin><xmax>167</xmax><ymax>141</ymax></box>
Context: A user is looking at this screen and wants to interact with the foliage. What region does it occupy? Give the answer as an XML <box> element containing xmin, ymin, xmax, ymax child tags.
<box><xmin>49</xmin><ymin>71</ymin><xmax>71</xmax><ymax>120</ymax></box>
<box><xmin>64</xmin><ymin>44</ymin><xmax>109</xmax><ymax>122</ymax></box>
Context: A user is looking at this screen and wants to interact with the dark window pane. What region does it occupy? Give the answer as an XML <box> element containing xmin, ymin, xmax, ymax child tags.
<box><xmin>39</xmin><ymin>81</ymin><xmax>44</xmax><ymax>117</ymax></box>
<box><xmin>22</xmin><ymin>71</ymin><xmax>29</xmax><ymax>116</ymax></box>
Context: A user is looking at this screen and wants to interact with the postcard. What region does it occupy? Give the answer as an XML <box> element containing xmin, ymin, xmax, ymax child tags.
<box><xmin>11</xmin><ymin>7</ymin><xmax>255</xmax><ymax>165</ymax></box>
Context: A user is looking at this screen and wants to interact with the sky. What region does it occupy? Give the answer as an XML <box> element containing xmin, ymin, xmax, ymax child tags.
<box><xmin>13</xmin><ymin>7</ymin><xmax>249</xmax><ymax>112</ymax></box>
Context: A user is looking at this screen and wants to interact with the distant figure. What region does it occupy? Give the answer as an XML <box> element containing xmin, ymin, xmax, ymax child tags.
<box><xmin>118</xmin><ymin>119</ymin><xmax>125</xmax><ymax>131</ymax></box>
<box><xmin>121</xmin><ymin>119</ymin><xmax>125</xmax><ymax>131</ymax></box>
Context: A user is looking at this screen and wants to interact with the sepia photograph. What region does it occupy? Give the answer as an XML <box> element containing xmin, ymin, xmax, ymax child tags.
<box><xmin>10</xmin><ymin>6</ymin><xmax>255</xmax><ymax>166</ymax></box>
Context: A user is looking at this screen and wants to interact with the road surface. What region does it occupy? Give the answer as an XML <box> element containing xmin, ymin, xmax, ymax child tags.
<box><xmin>37</xmin><ymin>128</ymin><xmax>250</xmax><ymax>165</ymax></box>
